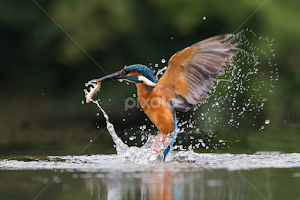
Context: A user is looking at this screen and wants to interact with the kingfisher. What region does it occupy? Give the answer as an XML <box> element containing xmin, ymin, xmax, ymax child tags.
<box><xmin>93</xmin><ymin>34</ymin><xmax>238</xmax><ymax>159</ymax></box>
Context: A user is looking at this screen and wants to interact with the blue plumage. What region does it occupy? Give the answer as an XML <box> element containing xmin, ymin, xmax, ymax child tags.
<box><xmin>123</xmin><ymin>76</ymin><xmax>140</xmax><ymax>83</ymax></box>
<box><xmin>123</xmin><ymin>64</ymin><xmax>158</xmax><ymax>83</ymax></box>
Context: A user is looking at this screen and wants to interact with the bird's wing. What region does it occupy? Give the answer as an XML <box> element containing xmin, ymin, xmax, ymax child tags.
<box><xmin>154</xmin><ymin>34</ymin><xmax>238</xmax><ymax>111</ymax></box>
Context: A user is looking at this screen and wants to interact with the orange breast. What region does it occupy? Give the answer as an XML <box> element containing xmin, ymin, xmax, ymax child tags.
<box><xmin>136</xmin><ymin>83</ymin><xmax>174</xmax><ymax>134</ymax></box>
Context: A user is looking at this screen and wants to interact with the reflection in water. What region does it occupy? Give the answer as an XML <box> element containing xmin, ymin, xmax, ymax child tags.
<box><xmin>143</xmin><ymin>170</ymin><xmax>174</xmax><ymax>200</ymax></box>
<box><xmin>3</xmin><ymin>153</ymin><xmax>300</xmax><ymax>199</ymax></box>
<box><xmin>81</xmin><ymin>169</ymin><xmax>269</xmax><ymax>200</ymax></box>
<box><xmin>2</xmin><ymin>167</ymin><xmax>300</xmax><ymax>200</ymax></box>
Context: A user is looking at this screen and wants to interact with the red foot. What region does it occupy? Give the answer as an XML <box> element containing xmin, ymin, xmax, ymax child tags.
<box><xmin>152</xmin><ymin>134</ymin><xmax>171</xmax><ymax>153</ymax></box>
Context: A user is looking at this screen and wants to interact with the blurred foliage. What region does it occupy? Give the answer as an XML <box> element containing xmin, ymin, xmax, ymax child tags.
<box><xmin>0</xmin><ymin>0</ymin><xmax>299</xmax><ymax>155</ymax></box>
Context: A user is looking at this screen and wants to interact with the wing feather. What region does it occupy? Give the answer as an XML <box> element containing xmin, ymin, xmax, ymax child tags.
<box><xmin>154</xmin><ymin>34</ymin><xmax>238</xmax><ymax>111</ymax></box>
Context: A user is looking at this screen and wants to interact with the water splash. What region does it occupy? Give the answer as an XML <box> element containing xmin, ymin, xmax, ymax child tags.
<box><xmin>84</xmin><ymin>29</ymin><xmax>278</xmax><ymax>159</ymax></box>
<box><xmin>123</xmin><ymin>29</ymin><xmax>278</xmax><ymax>151</ymax></box>
<box><xmin>93</xmin><ymin>100</ymin><xmax>129</xmax><ymax>156</ymax></box>
<box><xmin>167</xmin><ymin>29</ymin><xmax>278</xmax><ymax>150</ymax></box>
<box><xmin>198</xmin><ymin>32</ymin><xmax>276</xmax><ymax>123</ymax></box>
<box><xmin>155</xmin><ymin>66</ymin><xmax>167</xmax><ymax>80</ymax></box>
<box><xmin>3</xmin><ymin>152</ymin><xmax>300</xmax><ymax>170</ymax></box>
<box><xmin>84</xmin><ymin>88</ymin><xmax>177</xmax><ymax>162</ymax></box>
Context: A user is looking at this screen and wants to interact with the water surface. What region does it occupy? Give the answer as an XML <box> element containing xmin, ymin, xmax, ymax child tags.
<box><xmin>1</xmin><ymin>152</ymin><xmax>300</xmax><ymax>200</ymax></box>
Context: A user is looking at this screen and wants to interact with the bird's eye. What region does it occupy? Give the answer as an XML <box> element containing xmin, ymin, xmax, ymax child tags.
<box><xmin>120</xmin><ymin>70</ymin><xmax>128</xmax><ymax>75</ymax></box>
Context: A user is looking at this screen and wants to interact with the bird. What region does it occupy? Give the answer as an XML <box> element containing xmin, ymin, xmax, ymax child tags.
<box><xmin>93</xmin><ymin>34</ymin><xmax>238</xmax><ymax>159</ymax></box>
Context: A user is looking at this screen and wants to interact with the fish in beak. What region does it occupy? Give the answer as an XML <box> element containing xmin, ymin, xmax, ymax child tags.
<box><xmin>84</xmin><ymin>71</ymin><xmax>125</xmax><ymax>103</ymax></box>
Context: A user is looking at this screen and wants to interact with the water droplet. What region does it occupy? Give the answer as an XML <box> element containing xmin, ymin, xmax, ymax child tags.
<box><xmin>129</xmin><ymin>136</ymin><xmax>136</xmax><ymax>141</ymax></box>
<box><xmin>265</xmin><ymin>119</ymin><xmax>270</xmax><ymax>124</ymax></box>
<box><xmin>161</xmin><ymin>59</ymin><xmax>166</xmax><ymax>64</ymax></box>
<box><xmin>133</xmin><ymin>94</ymin><xmax>136</xmax><ymax>97</ymax></box>
<box><xmin>123</xmin><ymin>118</ymin><xmax>126</xmax><ymax>121</ymax></box>
<box><xmin>90</xmin><ymin>140</ymin><xmax>93</xmax><ymax>143</ymax></box>
<box><xmin>203</xmin><ymin>16</ymin><xmax>206</xmax><ymax>20</ymax></box>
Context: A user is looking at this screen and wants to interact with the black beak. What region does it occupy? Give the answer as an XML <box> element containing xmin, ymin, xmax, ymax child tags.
<box><xmin>96</xmin><ymin>71</ymin><xmax>124</xmax><ymax>82</ymax></box>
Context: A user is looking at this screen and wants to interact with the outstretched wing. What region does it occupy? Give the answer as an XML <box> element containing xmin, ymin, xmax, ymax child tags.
<box><xmin>154</xmin><ymin>34</ymin><xmax>238</xmax><ymax>111</ymax></box>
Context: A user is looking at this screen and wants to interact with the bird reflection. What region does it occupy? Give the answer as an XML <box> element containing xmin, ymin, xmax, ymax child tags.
<box><xmin>83</xmin><ymin>168</ymin><xmax>269</xmax><ymax>200</ymax></box>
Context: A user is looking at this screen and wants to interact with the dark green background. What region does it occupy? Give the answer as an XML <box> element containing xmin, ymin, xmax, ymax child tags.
<box><xmin>0</xmin><ymin>0</ymin><xmax>299</xmax><ymax>156</ymax></box>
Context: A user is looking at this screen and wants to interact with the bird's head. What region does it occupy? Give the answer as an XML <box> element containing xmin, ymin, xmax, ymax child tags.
<box><xmin>97</xmin><ymin>64</ymin><xmax>158</xmax><ymax>87</ymax></box>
